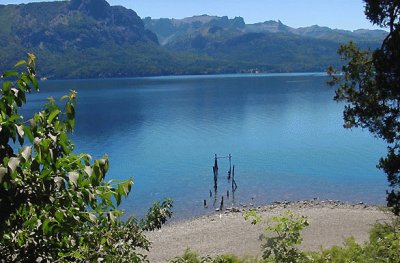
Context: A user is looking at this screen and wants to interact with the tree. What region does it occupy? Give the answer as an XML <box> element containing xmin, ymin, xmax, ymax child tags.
<box><xmin>0</xmin><ymin>54</ymin><xmax>172</xmax><ymax>262</ymax></box>
<box><xmin>327</xmin><ymin>0</ymin><xmax>400</xmax><ymax>215</ymax></box>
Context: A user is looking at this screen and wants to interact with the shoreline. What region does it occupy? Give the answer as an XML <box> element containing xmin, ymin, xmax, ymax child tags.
<box><xmin>145</xmin><ymin>200</ymin><xmax>391</xmax><ymax>262</ymax></box>
<box><xmin>166</xmin><ymin>198</ymin><xmax>386</xmax><ymax>224</ymax></box>
<box><xmin>38</xmin><ymin>71</ymin><xmax>327</xmax><ymax>82</ymax></box>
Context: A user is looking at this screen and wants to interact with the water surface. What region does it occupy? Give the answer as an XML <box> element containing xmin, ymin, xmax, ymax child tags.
<box><xmin>23</xmin><ymin>74</ymin><xmax>387</xmax><ymax>219</ymax></box>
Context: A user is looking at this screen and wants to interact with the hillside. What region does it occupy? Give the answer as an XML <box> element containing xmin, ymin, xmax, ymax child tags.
<box><xmin>0</xmin><ymin>1</ymin><xmax>387</xmax><ymax>79</ymax></box>
<box><xmin>144</xmin><ymin>15</ymin><xmax>386</xmax><ymax>73</ymax></box>
<box><xmin>0</xmin><ymin>0</ymin><xmax>218</xmax><ymax>79</ymax></box>
<box><xmin>144</xmin><ymin>15</ymin><xmax>386</xmax><ymax>46</ymax></box>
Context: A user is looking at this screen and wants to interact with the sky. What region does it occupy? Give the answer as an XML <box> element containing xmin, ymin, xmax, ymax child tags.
<box><xmin>0</xmin><ymin>0</ymin><xmax>383</xmax><ymax>31</ymax></box>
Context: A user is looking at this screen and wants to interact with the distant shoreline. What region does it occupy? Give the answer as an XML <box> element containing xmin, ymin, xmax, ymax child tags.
<box><xmin>146</xmin><ymin>200</ymin><xmax>391</xmax><ymax>262</ymax></box>
<box><xmin>37</xmin><ymin>72</ymin><xmax>329</xmax><ymax>82</ymax></box>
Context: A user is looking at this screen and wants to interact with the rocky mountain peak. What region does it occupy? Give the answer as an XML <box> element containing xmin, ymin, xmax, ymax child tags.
<box><xmin>69</xmin><ymin>0</ymin><xmax>110</xmax><ymax>19</ymax></box>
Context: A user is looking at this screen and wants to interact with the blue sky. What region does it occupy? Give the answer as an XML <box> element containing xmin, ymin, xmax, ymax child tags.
<box><xmin>0</xmin><ymin>0</ymin><xmax>382</xmax><ymax>30</ymax></box>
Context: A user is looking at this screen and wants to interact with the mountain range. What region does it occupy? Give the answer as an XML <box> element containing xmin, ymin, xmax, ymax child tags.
<box><xmin>0</xmin><ymin>0</ymin><xmax>387</xmax><ymax>79</ymax></box>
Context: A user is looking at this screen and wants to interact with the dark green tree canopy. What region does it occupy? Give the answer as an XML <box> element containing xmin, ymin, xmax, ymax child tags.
<box><xmin>328</xmin><ymin>0</ymin><xmax>400</xmax><ymax>215</ymax></box>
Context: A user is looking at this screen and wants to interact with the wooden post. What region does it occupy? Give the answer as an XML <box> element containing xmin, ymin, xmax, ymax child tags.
<box><xmin>231</xmin><ymin>165</ymin><xmax>237</xmax><ymax>191</ymax></box>
<box><xmin>232</xmin><ymin>187</ymin><xmax>235</xmax><ymax>205</ymax></box>
<box><xmin>232</xmin><ymin>179</ymin><xmax>237</xmax><ymax>191</ymax></box>
<box><xmin>231</xmin><ymin>165</ymin><xmax>235</xmax><ymax>190</ymax></box>
<box><xmin>213</xmin><ymin>167</ymin><xmax>218</xmax><ymax>191</ymax></box>
<box><xmin>228</xmin><ymin>154</ymin><xmax>232</xmax><ymax>180</ymax></box>
<box><xmin>204</xmin><ymin>200</ymin><xmax>207</xmax><ymax>207</ymax></box>
<box><xmin>214</xmin><ymin>154</ymin><xmax>219</xmax><ymax>175</ymax></box>
<box><xmin>213</xmin><ymin>189</ymin><xmax>217</xmax><ymax>207</ymax></box>
<box><xmin>227</xmin><ymin>190</ymin><xmax>230</xmax><ymax>198</ymax></box>
<box><xmin>220</xmin><ymin>196</ymin><xmax>224</xmax><ymax>210</ymax></box>
<box><xmin>210</xmin><ymin>190</ymin><xmax>212</xmax><ymax>197</ymax></box>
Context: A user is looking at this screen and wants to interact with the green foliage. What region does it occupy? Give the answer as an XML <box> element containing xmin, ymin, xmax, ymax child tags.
<box><xmin>327</xmin><ymin>0</ymin><xmax>400</xmax><ymax>215</ymax></box>
<box><xmin>172</xmin><ymin>215</ymin><xmax>400</xmax><ymax>263</ymax></box>
<box><xmin>169</xmin><ymin>249</ymin><xmax>259</xmax><ymax>263</ymax></box>
<box><xmin>309</xmin><ymin>218</ymin><xmax>400</xmax><ymax>262</ymax></box>
<box><xmin>169</xmin><ymin>249</ymin><xmax>205</xmax><ymax>263</ymax></box>
<box><xmin>140</xmin><ymin>198</ymin><xmax>173</xmax><ymax>231</ymax></box>
<box><xmin>260</xmin><ymin>211</ymin><xmax>309</xmax><ymax>263</ymax></box>
<box><xmin>246</xmin><ymin>210</ymin><xmax>309</xmax><ymax>262</ymax></box>
<box><xmin>0</xmin><ymin>55</ymin><xmax>173</xmax><ymax>262</ymax></box>
<box><xmin>244</xmin><ymin>210</ymin><xmax>263</xmax><ymax>225</ymax></box>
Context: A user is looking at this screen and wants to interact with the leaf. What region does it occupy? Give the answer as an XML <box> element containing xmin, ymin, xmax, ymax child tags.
<box><xmin>9</xmin><ymin>114</ymin><xmax>21</xmax><ymax>122</ymax></box>
<box><xmin>42</xmin><ymin>219</ymin><xmax>51</xmax><ymax>234</ymax></box>
<box><xmin>115</xmin><ymin>192</ymin><xmax>122</xmax><ymax>206</ymax></box>
<box><xmin>8</xmin><ymin>157</ymin><xmax>20</xmax><ymax>173</ymax></box>
<box><xmin>24</xmin><ymin>126</ymin><xmax>34</xmax><ymax>142</ymax></box>
<box><xmin>49</xmin><ymin>133</ymin><xmax>57</xmax><ymax>142</ymax></box>
<box><xmin>88</xmin><ymin>213</ymin><xmax>97</xmax><ymax>223</ymax></box>
<box><xmin>14</xmin><ymin>60</ymin><xmax>26</xmax><ymax>67</ymax></box>
<box><xmin>54</xmin><ymin>176</ymin><xmax>65</xmax><ymax>189</ymax></box>
<box><xmin>1</xmin><ymin>70</ymin><xmax>18</xmax><ymax>78</ymax></box>
<box><xmin>118</xmin><ymin>184</ymin><xmax>124</xmax><ymax>198</ymax></box>
<box><xmin>15</xmin><ymin>124</ymin><xmax>24</xmax><ymax>138</ymax></box>
<box><xmin>27</xmin><ymin>53</ymin><xmax>36</xmax><ymax>66</ymax></box>
<box><xmin>55</xmin><ymin>211</ymin><xmax>64</xmax><ymax>222</ymax></box>
<box><xmin>21</xmin><ymin>146</ymin><xmax>32</xmax><ymax>161</ymax></box>
<box><xmin>84</xmin><ymin>166</ymin><xmax>93</xmax><ymax>177</ymax></box>
<box><xmin>47</xmin><ymin>109</ymin><xmax>60</xmax><ymax>124</ymax></box>
<box><xmin>29</xmin><ymin>118</ymin><xmax>37</xmax><ymax>129</ymax></box>
<box><xmin>109</xmin><ymin>211</ymin><xmax>116</xmax><ymax>224</ymax></box>
<box><xmin>68</xmin><ymin>172</ymin><xmax>79</xmax><ymax>187</ymax></box>
<box><xmin>0</xmin><ymin>166</ymin><xmax>7</xmax><ymax>183</ymax></box>
<box><xmin>2</xmin><ymin>81</ymin><xmax>11</xmax><ymax>92</ymax></box>
<box><xmin>66</xmin><ymin>103</ymin><xmax>75</xmax><ymax>116</ymax></box>
<box><xmin>60</xmin><ymin>95</ymin><xmax>69</xmax><ymax>101</ymax></box>
<box><xmin>29</xmin><ymin>74</ymin><xmax>39</xmax><ymax>91</ymax></box>
<box><xmin>122</xmin><ymin>181</ymin><xmax>130</xmax><ymax>196</ymax></box>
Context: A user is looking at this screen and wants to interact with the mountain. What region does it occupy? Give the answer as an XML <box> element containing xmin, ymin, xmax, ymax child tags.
<box><xmin>245</xmin><ymin>21</ymin><xmax>387</xmax><ymax>42</ymax></box>
<box><xmin>0</xmin><ymin>1</ymin><xmax>388</xmax><ymax>79</ymax></box>
<box><xmin>144</xmin><ymin>15</ymin><xmax>386</xmax><ymax>73</ymax></box>
<box><xmin>144</xmin><ymin>15</ymin><xmax>386</xmax><ymax>46</ymax></box>
<box><xmin>0</xmin><ymin>0</ymin><xmax>219</xmax><ymax>78</ymax></box>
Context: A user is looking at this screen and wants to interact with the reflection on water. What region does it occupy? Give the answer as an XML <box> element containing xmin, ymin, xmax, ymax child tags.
<box><xmin>22</xmin><ymin>74</ymin><xmax>387</xmax><ymax>219</ymax></box>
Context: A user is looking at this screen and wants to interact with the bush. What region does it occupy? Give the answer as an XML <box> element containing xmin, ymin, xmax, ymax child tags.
<box><xmin>245</xmin><ymin>210</ymin><xmax>309</xmax><ymax>263</ymax></box>
<box><xmin>0</xmin><ymin>55</ymin><xmax>172</xmax><ymax>262</ymax></box>
<box><xmin>309</xmin><ymin>218</ymin><xmax>400</xmax><ymax>262</ymax></box>
<box><xmin>169</xmin><ymin>249</ymin><xmax>259</xmax><ymax>263</ymax></box>
<box><xmin>172</xmin><ymin>212</ymin><xmax>399</xmax><ymax>263</ymax></box>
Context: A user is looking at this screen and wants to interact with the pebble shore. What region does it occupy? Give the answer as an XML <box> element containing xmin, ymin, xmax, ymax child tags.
<box><xmin>146</xmin><ymin>199</ymin><xmax>390</xmax><ymax>262</ymax></box>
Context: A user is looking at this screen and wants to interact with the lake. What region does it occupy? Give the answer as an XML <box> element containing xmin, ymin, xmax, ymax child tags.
<box><xmin>23</xmin><ymin>73</ymin><xmax>388</xmax><ymax>219</ymax></box>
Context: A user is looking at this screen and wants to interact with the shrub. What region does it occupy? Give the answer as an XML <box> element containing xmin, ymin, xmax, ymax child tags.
<box><xmin>0</xmin><ymin>55</ymin><xmax>172</xmax><ymax>262</ymax></box>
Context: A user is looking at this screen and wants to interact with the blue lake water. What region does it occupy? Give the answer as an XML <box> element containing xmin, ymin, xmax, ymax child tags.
<box><xmin>23</xmin><ymin>73</ymin><xmax>388</xmax><ymax>219</ymax></box>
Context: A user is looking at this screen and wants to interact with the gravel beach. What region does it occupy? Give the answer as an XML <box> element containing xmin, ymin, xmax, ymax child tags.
<box><xmin>145</xmin><ymin>200</ymin><xmax>391</xmax><ymax>262</ymax></box>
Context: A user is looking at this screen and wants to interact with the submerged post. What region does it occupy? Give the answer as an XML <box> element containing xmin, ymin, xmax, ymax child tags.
<box><xmin>213</xmin><ymin>166</ymin><xmax>218</xmax><ymax>191</ymax></box>
<box><xmin>220</xmin><ymin>196</ymin><xmax>224</xmax><ymax>211</ymax></box>
<box><xmin>213</xmin><ymin>189</ymin><xmax>218</xmax><ymax>207</ymax></box>
<box><xmin>232</xmin><ymin>165</ymin><xmax>237</xmax><ymax>191</ymax></box>
<box><xmin>214</xmin><ymin>154</ymin><xmax>219</xmax><ymax>175</ymax></box>
<box><xmin>228</xmin><ymin>154</ymin><xmax>232</xmax><ymax>179</ymax></box>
